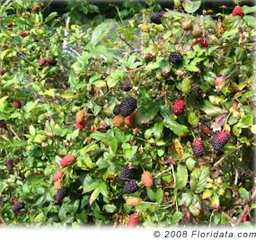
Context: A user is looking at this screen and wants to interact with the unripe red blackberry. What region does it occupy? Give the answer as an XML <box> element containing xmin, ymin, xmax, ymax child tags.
<box><xmin>211</xmin><ymin>131</ymin><xmax>230</xmax><ymax>151</ymax></box>
<box><xmin>145</xmin><ymin>53</ymin><xmax>154</xmax><ymax>62</ymax></box>
<box><xmin>123</xmin><ymin>180</ymin><xmax>139</xmax><ymax>194</ymax></box>
<box><xmin>192</xmin><ymin>139</ymin><xmax>205</xmax><ymax>157</ymax></box>
<box><xmin>127</xmin><ymin>213</ymin><xmax>140</xmax><ymax>227</ymax></box>
<box><xmin>172</xmin><ymin>99</ymin><xmax>186</xmax><ymax>116</ymax></box>
<box><xmin>150</xmin><ymin>12</ymin><xmax>165</xmax><ymax>24</ymax></box>
<box><xmin>13</xmin><ymin>100</ymin><xmax>21</xmax><ymax>109</ymax></box>
<box><xmin>12</xmin><ymin>201</ymin><xmax>25</xmax><ymax>212</ymax></box>
<box><xmin>39</xmin><ymin>58</ymin><xmax>48</xmax><ymax>66</ymax></box>
<box><xmin>52</xmin><ymin>170</ymin><xmax>64</xmax><ymax>183</ymax></box>
<box><xmin>232</xmin><ymin>5</ymin><xmax>244</xmax><ymax>17</ymax></box>
<box><xmin>119</xmin><ymin>96</ymin><xmax>137</xmax><ymax>117</ymax></box>
<box><xmin>0</xmin><ymin>69</ymin><xmax>5</xmax><ymax>76</ymax></box>
<box><xmin>75</xmin><ymin>120</ymin><xmax>86</xmax><ymax>130</ymax></box>
<box><xmin>56</xmin><ymin>187</ymin><xmax>68</xmax><ymax>203</ymax></box>
<box><xmin>169</xmin><ymin>51</ymin><xmax>183</xmax><ymax>65</ymax></box>
<box><xmin>32</xmin><ymin>6</ymin><xmax>40</xmax><ymax>12</ymax></box>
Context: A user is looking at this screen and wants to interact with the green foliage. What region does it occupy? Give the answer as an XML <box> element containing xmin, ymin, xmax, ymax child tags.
<box><xmin>0</xmin><ymin>0</ymin><xmax>255</xmax><ymax>227</ymax></box>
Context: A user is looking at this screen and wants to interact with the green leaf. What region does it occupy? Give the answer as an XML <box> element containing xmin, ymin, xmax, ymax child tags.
<box><xmin>156</xmin><ymin>188</ymin><xmax>164</xmax><ymax>204</ymax></box>
<box><xmin>34</xmin><ymin>212</ymin><xmax>45</xmax><ymax>222</ymax></box>
<box><xmin>29</xmin><ymin>125</ymin><xmax>36</xmax><ymax>136</ymax></box>
<box><xmin>163</xmin><ymin>117</ymin><xmax>189</xmax><ymax>136</ymax></box>
<box><xmin>185</xmin><ymin>62</ymin><xmax>200</xmax><ymax>72</ymax></box>
<box><xmin>89</xmin><ymin>187</ymin><xmax>101</xmax><ymax>206</ymax></box>
<box><xmin>83</xmin><ymin>179</ymin><xmax>100</xmax><ymax>193</ymax></box>
<box><xmin>190</xmin><ymin>166</ymin><xmax>210</xmax><ymax>193</ymax></box>
<box><xmin>135</xmin><ymin>101</ymin><xmax>160</xmax><ymax>125</ymax></box>
<box><xmin>103</xmin><ymin>204</ymin><xmax>116</xmax><ymax>213</ymax></box>
<box><xmin>145</xmin><ymin>62</ymin><xmax>160</xmax><ymax>73</ymax></box>
<box><xmin>23</xmin><ymin>100</ymin><xmax>39</xmax><ymax>113</ymax></box>
<box><xmin>33</xmin><ymin>134</ymin><xmax>46</xmax><ymax>143</ymax></box>
<box><xmin>146</xmin><ymin>188</ymin><xmax>156</xmax><ymax>201</ymax></box>
<box><xmin>182</xmin><ymin>0</ymin><xmax>201</xmax><ymax>14</ymax></box>
<box><xmin>91</xmin><ymin>21</ymin><xmax>115</xmax><ymax>46</ymax></box>
<box><xmin>181</xmin><ymin>192</ymin><xmax>193</xmax><ymax>206</ymax></box>
<box><xmin>221</xmin><ymin>29</ymin><xmax>239</xmax><ymax>40</ymax></box>
<box><xmin>106</xmin><ymin>69</ymin><xmax>124</xmax><ymax>88</ymax></box>
<box><xmin>243</xmin><ymin>16</ymin><xmax>256</xmax><ymax>28</ymax></box>
<box><xmin>175</xmin><ymin>164</ymin><xmax>188</xmax><ymax>189</ymax></box>
<box><xmin>122</xmin><ymin>143</ymin><xmax>131</xmax><ymax>159</ymax></box>
<box><xmin>239</xmin><ymin>188</ymin><xmax>250</xmax><ymax>201</ymax></box>
<box><xmin>0</xmin><ymin>48</ymin><xmax>17</xmax><ymax>60</ymax></box>
<box><xmin>111</xmin><ymin>138</ymin><xmax>118</xmax><ymax>153</ymax></box>
<box><xmin>242</xmin><ymin>5</ymin><xmax>256</xmax><ymax>14</ymax></box>
<box><xmin>202</xmin><ymin>101</ymin><xmax>224</xmax><ymax>117</ymax></box>
<box><xmin>44</xmin><ymin>12</ymin><xmax>58</xmax><ymax>23</ymax></box>
<box><xmin>188</xmin><ymin>111</ymin><xmax>199</xmax><ymax>126</ymax></box>
<box><xmin>161</xmin><ymin>106</ymin><xmax>189</xmax><ymax>136</ymax></box>
<box><xmin>0</xmin><ymin>96</ymin><xmax>8</xmax><ymax>111</ymax></box>
<box><xmin>79</xmin><ymin>143</ymin><xmax>99</xmax><ymax>156</ymax></box>
<box><xmin>172</xmin><ymin>211</ymin><xmax>182</xmax><ymax>224</ymax></box>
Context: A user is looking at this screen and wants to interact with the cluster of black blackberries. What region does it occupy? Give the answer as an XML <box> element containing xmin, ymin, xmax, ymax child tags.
<box><xmin>119</xmin><ymin>165</ymin><xmax>139</xmax><ymax>194</ymax></box>
<box><xmin>12</xmin><ymin>201</ymin><xmax>25</xmax><ymax>212</ymax></box>
<box><xmin>113</xmin><ymin>96</ymin><xmax>137</xmax><ymax>117</ymax></box>
<box><xmin>150</xmin><ymin>12</ymin><xmax>165</xmax><ymax>24</ymax></box>
<box><xmin>56</xmin><ymin>187</ymin><xmax>68</xmax><ymax>203</ymax></box>
<box><xmin>123</xmin><ymin>180</ymin><xmax>139</xmax><ymax>194</ymax></box>
<box><xmin>169</xmin><ymin>51</ymin><xmax>183</xmax><ymax>65</ymax></box>
<box><xmin>119</xmin><ymin>165</ymin><xmax>133</xmax><ymax>182</ymax></box>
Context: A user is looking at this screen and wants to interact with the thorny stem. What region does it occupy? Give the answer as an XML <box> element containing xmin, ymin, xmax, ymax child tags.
<box><xmin>0</xmin><ymin>213</ymin><xmax>6</xmax><ymax>225</ymax></box>
<box><xmin>9</xmin><ymin>126</ymin><xmax>21</xmax><ymax>141</ymax></box>
<box><xmin>118</xmin><ymin>35</ymin><xmax>134</xmax><ymax>50</ymax></box>
<box><xmin>177</xmin><ymin>31</ymin><xmax>186</xmax><ymax>50</ymax></box>
<box><xmin>213</xmin><ymin>143</ymin><xmax>243</xmax><ymax>167</ymax></box>
<box><xmin>171</xmin><ymin>164</ymin><xmax>176</xmax><ymax>187</ymax></box>
<box><xmin>154</xmin><ymin>166</ymin><xmax>172</xmax><ymax>179</ymax></box>
<box><xmin>217</xmin><ymin>41</ymin><xmax>254</xmax><ymax>49</ymax></box>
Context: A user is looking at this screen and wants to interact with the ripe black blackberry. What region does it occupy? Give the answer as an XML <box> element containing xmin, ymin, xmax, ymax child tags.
<box><xmin>56</xmin><ymin>187</ymin><xmax>68</xmax><ymax>203</ymax></box>
<box><xmin>119</xmin><ymin>96</ymin><xmax>137</xmax><ymax>117</ymax></box>
<box><xmin>119</xmin><ymin>165</ymin><xmax>133</xmax><ymax>181</ymax></box>
<box><xmin>211</xmin><ymin>131</ymin><xmax>229</xmax><ymax>151</ymax></box>
<box><xmin>169</xmin><ymin>52</ymin><xmax>183</xmax><ymax>65</ymax></box>
<box><xmin>6</xmin><ymin>159</ymin><xmax>13</xmax><ymax>172</ymax></box>
<box><xmin>12</xmin><ymin>201</ymin><xmax>25</xmax><ymax>212</ymax></box>
<box><xmin>150</xmin><ymin>12</ymin><xmax>164</xmax><ymax>24</ymax></box>
<box><xmin>121</xmin><ymin>81</ymin><xmax>132</xmax><ymax>91</ymax></box>
<box><xmin>192</xmin><ymin>139</ymin><xmax>205</xmax><ymax>157</ymax></box>
<box><xmin>46</xmin><ymin>58</ymin><xmax>57</xmax><ymax>66</ymax></box>
<box><xmin>123</xmin><ymin>180</ymin><xmax>139</xmax><ymax>194</ymax></box>
<box><xmin>113</xmin><ymin>105</ymin><xmax>121</xmax><ymax>116</ymax></box>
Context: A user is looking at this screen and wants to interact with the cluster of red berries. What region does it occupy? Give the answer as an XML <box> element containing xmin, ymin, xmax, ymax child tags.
<box><xmin>51</xmin><ymin>154</ymin><xmax>76</xmax><ymax>203</ymax></box>
<box><xmin>39</xmin><ymin>57</ymin><xmax>57</xmax><ymax>67</ymax></box>
<box><xmin>191</xmin><ymin>131</ymin><xmax>230</xmax><ymax>157</ymax></box>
